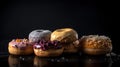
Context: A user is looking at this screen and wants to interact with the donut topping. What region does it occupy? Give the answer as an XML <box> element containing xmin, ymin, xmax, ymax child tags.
<box><xmin>29</xmin><ymin>29</ymin><xmax>51</xmax><ymax>43</ymax></box>
<box><xmin>9</xmin><ymin>39</ymin><xmax>30</xmax><ymax>49</ymax></box>
<box><xmin>34</xmin><ymin>40</ymin><xmax>62</xmax><ymax>50</ymax></box>
<box><xmin>81</xmin><ymin>35</ymin><xmax>112</xmax><ymax>49</ymax></box>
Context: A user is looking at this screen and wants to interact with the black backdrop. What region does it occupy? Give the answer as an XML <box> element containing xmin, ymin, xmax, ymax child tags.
<box><xmin>0</xmin><ymin>0</ymin><xmax>119</xmax><ymax>53</ymax></box>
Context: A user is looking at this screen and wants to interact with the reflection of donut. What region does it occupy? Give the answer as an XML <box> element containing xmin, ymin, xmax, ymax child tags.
<box><xmin>34</xmin><ymin>56</ymin><xmax>48</xmax><ymax>67</ymax></box>
<box><xmin>34</xmin><ymin>56</ymin><xmax>80</xmax><ymax>67</ymax></box>
<box><xmin>8</xmin><ymin>55</ymin><xmax>33</xmax><ymax>67</ymax></box>
<box><xmin>29</xmin><ymin>29</ymin><xmax>51</xmax><ymax>43</ymax></box>
<box><xmin>8</xmin><ymin>55</ymin><xmax>19</xmax><ymax>67</ymax></box>
<box><xmin>80</xmin><ymin>35</ymin><xmax>112</xmax><ymax>55</ymax></box>
<box><xmin>50</xmin><ymin>28</ymin><xmax>80</xmax><ymax>53</ymax></box>
<box><xmin>83</xmin><ymin>56</ymin><xmax>112</xmax><ymax>67</ymax></box>
<box><xmin>8</xmin><ymin>39</ymin><xmax>33</xmax><ymax>55</ymax></box>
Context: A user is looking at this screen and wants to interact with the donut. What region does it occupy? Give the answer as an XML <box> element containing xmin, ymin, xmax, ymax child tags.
<box><xmin>80</xmin><ymin>35</ymin><xmax>112</xmax><ymax>55</ymax></box>
<box><xmin>63</xmin><ymin>40</ymin><xmax>80</xmax><ymax>53</ymax></box>
<box><xmin>33</xmin><ymin>40</ymin><xmax>64</xmax><ymax>57</ymax></box>
<box><xmin>50</xmin><ymin>28</ymin><xmax>80</xmax><ymax>53</ymax></box>
<box><xmin>8</xmin><ymin>39</ymin><xmax>33</xmax><ymax>55</ymax></box>
<box><xmin>50</xmin><ymin>28</ymin><xmax>78</xmax><ymax>43</ymax></box>
<box><xmin>28</xmin><ymin>29</ymin><xmax>51</xmax><ymax>43</ymax></box>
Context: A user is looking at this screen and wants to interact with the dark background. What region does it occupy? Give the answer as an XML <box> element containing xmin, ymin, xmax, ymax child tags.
<box><xmin>0</xmin><ymin>0</ymin><xmax>119</xmax><ymax>53</ymax></box>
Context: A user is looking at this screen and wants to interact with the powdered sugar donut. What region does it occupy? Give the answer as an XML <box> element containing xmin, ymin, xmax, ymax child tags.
<box><xmin>29</xmin><ymin>29</ymin><xmax>52</xmax><ymax>43</ymax></box>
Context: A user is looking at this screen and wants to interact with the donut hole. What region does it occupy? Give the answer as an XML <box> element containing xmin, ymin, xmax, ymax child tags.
<box><xmin>56</xmin><ymin>29</ymin><xmax>64</xmax><ymax>32</ymax></box>
<box><xmin>36</xmin><ymin>30</ymin><xmax>42</xmax><ymax>32</ymax></box>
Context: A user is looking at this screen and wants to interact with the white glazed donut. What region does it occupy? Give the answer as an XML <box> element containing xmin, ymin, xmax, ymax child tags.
<box><xmin>29</xmin><ymin>29</ymin><xmax>52</xmax><ymax>43</ymax></box>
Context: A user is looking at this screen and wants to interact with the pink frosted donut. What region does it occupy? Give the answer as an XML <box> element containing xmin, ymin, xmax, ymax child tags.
<box><xmin>28</xmin><ymin>29</ymin><xmax>52</xmax><ymax>43</ymax></box>
<box><xmin>8</xmin><ymin>39</ymin><xmax>33</xmax><ymax>55</ymax></box>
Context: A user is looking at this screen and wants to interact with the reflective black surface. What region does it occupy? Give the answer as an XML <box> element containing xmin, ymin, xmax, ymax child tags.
<box><xmin>0</xmin><ymin>53</ymin><xmax>120</xmax><ymax>67</ymax></box>
<box><xmin>0</xmin><ymin>40</ymin><xmax>120</xmax><ymax>67</ymax></box>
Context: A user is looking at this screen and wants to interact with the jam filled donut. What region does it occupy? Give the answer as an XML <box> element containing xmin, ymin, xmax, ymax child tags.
<box><xmin>28</xmin><ymin>29</ymin><xmax>51</xmax><ymax>43</ymax></box>
<box><xmin>80</xmin><ymin>35</ymin><xmax>112</xmax><ymax>55</ymax></box>
<box><xmin>33</xmin><ymin>40</ymin><xmax>64</xmax><ymax>57</ymax></box>
<box><xmin>8</xmin><ymin>39</ymin><xmax>33</xmax><ymax>55</ymax></box>
<box><xmin>50</xmin><ymin>28</ymin><xmax>80</xmax><ymax>53</ymax></box>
